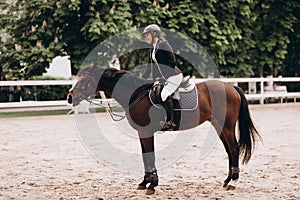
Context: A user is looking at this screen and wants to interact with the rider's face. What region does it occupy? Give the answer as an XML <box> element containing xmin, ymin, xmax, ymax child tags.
<box><xmin>145</xmin><ymin>33</ymin><xmax>152</xmax><ymax>44</ymax></box>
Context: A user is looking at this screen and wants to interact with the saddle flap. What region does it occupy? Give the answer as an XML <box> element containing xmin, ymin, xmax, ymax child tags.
<box><xmin>149</xmin><ymin>83</ymin><xmax>163</xmax><ymax>108</ymax></box>
<box><xmin>149</xmin><ymin>82</ymin><xmax>198</xmax><ymax>111</ymax></box>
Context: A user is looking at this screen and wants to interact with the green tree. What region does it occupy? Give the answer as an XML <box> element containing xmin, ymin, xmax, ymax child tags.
<box><xmin>213</xmin><ymin>0</ymin><xmax>256</xmax><ymax>77</ymax></box>
<box><xmin>0</xmin><ymin>0</ymin><xmax>132</xmax><ymax>78</ymax></box>
<box><xmin>283</xmin><ymin>4</ymin><xmax>300</xmax><ymax>77</ymax></box>
<box><xmin>1</xmin><ymin>0</ymin><xmax>300</xmax><ymax>79</ymax></box>
<box><xmin>162</xmin><ymin>0</ymin><xmax>256</xmax><ymax>77</ymax></box>
<box><xmin>251</xmin><ymin>0</ymin><xmax>299</xmax><ymax>77</ymax></box>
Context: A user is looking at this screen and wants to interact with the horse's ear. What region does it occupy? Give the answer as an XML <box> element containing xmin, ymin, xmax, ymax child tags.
<box><xmin>104</xmin><ymin>68</ymin><xmax>119</xmax><ymax>78</ymax></box>
<box><xmin>104</xmin><ymin>68</ymin><xmax>114</xmax><ymax>78</ymax></box>
<box><xmin>77</xmin><ymin>65</ymin><xmax>104</xmax><ymax>77</ymax></box>
<box><xmin>77</xmin><ymin>65</ymin><xmax>94</xmax><ymax>76</ymax></box>
<box><xmin>94</xmin><ymin>66</ymin><xmax>106</xmax><ymax>75</ymax></box>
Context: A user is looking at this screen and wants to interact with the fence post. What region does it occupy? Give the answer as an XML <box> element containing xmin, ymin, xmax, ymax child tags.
<box><xmin>260</xmin><ymin>78</ymin><xmax>264</xmax><ymax>104</ymax></box>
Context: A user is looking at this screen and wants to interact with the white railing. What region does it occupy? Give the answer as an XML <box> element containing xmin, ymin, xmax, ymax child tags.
<box><xmin>0</xmin><ymin>80</ymin><xmax>76</xmax><ymax>86</ymax></box>
<box><xmin>0</xmin><ymin>80</ymin><xmax>76</xmax><ymax>109</ymax></box>
<box><xmin>0</xmin><ymin>77</ymin><xmax>300</xmax><ymax>109</ymax></box>
<box><xmin>0</xmin><ymin>80</ymin><xmax>118</xmax><ymax>109</ymax></box>
<box><xmin>194</xmin><ymin>77</ymin><xmax>300</xmax><ymax>104</ymax></box>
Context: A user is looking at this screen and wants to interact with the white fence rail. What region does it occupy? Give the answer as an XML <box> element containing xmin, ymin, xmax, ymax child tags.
<box><xmin>0</xmin><ymin>80</ymin><xmax>77</xmax><ymax>109</ymax></box>
<box><xmin>194</xmin><ymin>77</ymin><xmax>300</xmax><ymax>104</ymax></box>
<box><xmin>0</xmin><ymin>80</ymin><xmax>77</xmax><ymax>86</ymax></box>
<box><xmin>1</xmin><ymin>77</ymin><xmax>300</xmax><ymax>109</ymax></box>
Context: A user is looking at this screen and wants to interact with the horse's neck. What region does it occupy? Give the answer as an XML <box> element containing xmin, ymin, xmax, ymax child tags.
<box><xmin>98</xmin><ymin>76</ymin><xmax>149</xmax><ymax>110</ymax></box>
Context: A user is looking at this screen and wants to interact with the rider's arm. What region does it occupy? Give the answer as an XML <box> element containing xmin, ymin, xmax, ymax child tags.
<box><xmin>142</xmin><ymin>63</ymin><xmax>151</xmax><ymax>79</ymax></box>
<box><xmin>157</xmin><ymin>41</ymin><xmax>176</xmax><ymax>70</ymax></box>
<box><xmin>142</xmin><ymin>53</ymin><xmax>152</xmax><ymax>79</ymax></box>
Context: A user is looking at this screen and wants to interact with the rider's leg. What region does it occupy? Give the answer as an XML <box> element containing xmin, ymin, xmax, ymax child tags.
<box><xmin>163</xmin><ymin>96</ymin><xmax>176</xmax><ymax>129</ymax></box>
<box><xmin>161</xmin><ymin>73</ymin><xmax>183</xmax><ymax>101</ymax></box>
<box><xmin>160</xmin><ymin>73</ymin><xmax>183</xmax><ymax>130</ymax></box>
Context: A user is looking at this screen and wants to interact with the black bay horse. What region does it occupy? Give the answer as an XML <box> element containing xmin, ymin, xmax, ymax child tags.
<box><xmin>68</xmin><ymin>65</ymin><xmax>261</xmax><ymax>195</ymax></box>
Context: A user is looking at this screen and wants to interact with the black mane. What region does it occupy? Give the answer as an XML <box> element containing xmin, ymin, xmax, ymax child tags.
<box><xmin>103</xmin><ymin>67</ymin><xmax>152</xmax><ymax>89</ymax></box>
<box><xmin>102</xmin><ymin>68</ymin><xmax>153</xmax><ymax>106</ymax></box>
<box><xmin>78</xmin><ymin>65</ymin><xmax>152</xmax><ymax>88</ymax></box>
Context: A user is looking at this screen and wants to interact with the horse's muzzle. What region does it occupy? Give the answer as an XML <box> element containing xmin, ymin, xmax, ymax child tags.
<box><xmin>67</xmin><ymin>95</ymin><xmax>73</xmax><ymax>104</ymax></box>
<box><xmin>69</xmin><ymin>94</ymin><xmax>82</xmax><ymax>106</ymax></box>
<box><xmin>67</xmin><ymin>91</ymin><xmax>73</xmax><ymax>104</ymax></box>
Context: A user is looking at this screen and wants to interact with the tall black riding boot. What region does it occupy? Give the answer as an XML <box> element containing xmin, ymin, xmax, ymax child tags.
<box><xmin>163</xmin><ymin>96</ymin><xmax>176</xmax><ymax>130</ymax></box>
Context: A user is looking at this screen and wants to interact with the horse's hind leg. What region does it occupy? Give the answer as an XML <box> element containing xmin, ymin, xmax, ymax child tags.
<box><xmin>211</xmin><ymin>118</ymin><xmax>239</xmax><ymax>187</ymax></box>
<box><xmin>223</xmin><ymin>128</ymin><xmax>239</xmax><ymax>187</ymax></box>
<box><xmin>223</xmin><ymin>136</ymin><xmax>239</xmax><ymax>188</ymax></box>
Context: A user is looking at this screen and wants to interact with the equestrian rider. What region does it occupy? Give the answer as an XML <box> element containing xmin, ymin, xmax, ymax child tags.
<box><xmin>142</xmin><ymin>24</ymin><xmax>183</xmax><ymax>130</ymax></box>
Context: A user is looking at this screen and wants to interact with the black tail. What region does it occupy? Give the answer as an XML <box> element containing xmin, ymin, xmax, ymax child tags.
<box><xmin>234</xmin><ymin>86</ymin><xmax>262</xmax><ymax>164</ymax></box>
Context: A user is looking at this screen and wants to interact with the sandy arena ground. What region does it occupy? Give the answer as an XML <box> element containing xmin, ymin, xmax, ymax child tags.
<box><xmin>0</xmin><ymin>103</ymin><xmax>299</xmax><ymax>199</ymax></box>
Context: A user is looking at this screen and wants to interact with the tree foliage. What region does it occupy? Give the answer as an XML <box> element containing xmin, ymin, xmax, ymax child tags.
<box><xmin>1</xmin><ymin>0</ymin><xmax>300</xmax><ymax>79</ymax></box>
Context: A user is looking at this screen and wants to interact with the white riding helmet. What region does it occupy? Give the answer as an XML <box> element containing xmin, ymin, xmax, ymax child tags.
<box><xmin>143</xmin><ymin>24</ymin><xmax>161</xmax><ymax>36</ymax></box>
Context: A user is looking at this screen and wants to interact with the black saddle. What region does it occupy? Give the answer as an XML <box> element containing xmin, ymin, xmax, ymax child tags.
<box><xmin>149</xmin><ymin>83</ymin><xmax>164</xmax><ymax>108</ymax></box>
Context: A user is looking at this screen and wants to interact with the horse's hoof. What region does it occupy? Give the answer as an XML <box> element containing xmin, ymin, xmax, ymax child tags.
<box><xmin>146</xmin><ymin>188</ymin><xmax>155</xmax><ymax>195</ymax></box>
<box><xmin>232</xmin><ymin>173</ymin><xmax>239</xmax><ymax>181</ymax></box>
<box><xmin>137</xmin><ymin>185</ymin><xmax>147</xmax><ymax>190</ymax></box>
<box><xmin>226</xmin><ymin>185</ymin><xmax>236</xmax><ymax>191</ymax></box>
<box><xmin>223</xmin><ymin>175</ymin><xmax>232</xmax><ymax>187</ymax></box>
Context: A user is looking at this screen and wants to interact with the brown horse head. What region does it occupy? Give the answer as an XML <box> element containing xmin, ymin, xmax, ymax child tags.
<box><xmin>68</xmin><ymin>66</ymin><xmax>147</xmax><ymax>106</ymax></box>
<box><xmin>68</xmin><ymin>65</ymin><xmax>105</xmax><ymax>106</ymax></box>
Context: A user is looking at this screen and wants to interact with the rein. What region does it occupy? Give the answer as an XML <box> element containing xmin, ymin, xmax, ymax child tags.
<box><xmin>85</xmin><ymin>89</ymin><xmax>149</xmax><ymax>122</ymax></box>
<box><xmin>85</xmin><ymin>97</ymin><xmax>125</xmax><ymax>121</ymax></box>
<box><xmin>107</xmin><ymin>102</ymin><xmax>126</xmax><ymax>121</ymax></box>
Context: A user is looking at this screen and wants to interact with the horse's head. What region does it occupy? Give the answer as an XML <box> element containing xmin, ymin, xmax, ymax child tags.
<box><xmin>68</xmin><ymin>65</ymin><xmax>103</xmax><ymax>106</ymax></box>
<box><xmin>67</xmin><ymin>66</ymin><xmax>143</xmax><ymax>106</ymax></box>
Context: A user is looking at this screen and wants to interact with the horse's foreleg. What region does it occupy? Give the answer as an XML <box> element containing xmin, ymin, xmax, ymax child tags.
<box><xmin>137</xmin><ymin>131</ymin><xmax>158</xmax><ymax>194</ymax></box>
<box><xmin>138</xmin><ymin>153</ymin><xmax>158</xmax><ymax>190</ymax></box>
